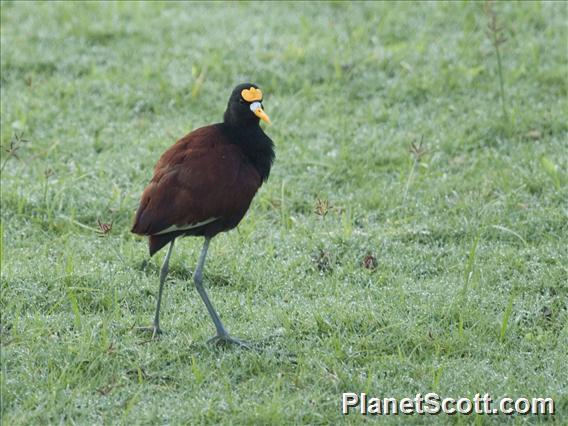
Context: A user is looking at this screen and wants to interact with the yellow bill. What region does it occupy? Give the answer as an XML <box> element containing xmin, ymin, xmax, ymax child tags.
<box><xmin>250</xmin><ymin>101</ymin><xmax>271</xmax><ymax>124</ymax></box>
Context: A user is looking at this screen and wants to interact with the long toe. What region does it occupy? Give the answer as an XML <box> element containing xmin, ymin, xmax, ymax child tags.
<box><xmin>207</xmin><ymin>334</ymin><xmax>252</xmax><ymax>349</ymax></box>
<box><xmin>136</xmin><ymin>325</ymin><xmax>163</xmax><ymax>340</ymax></box>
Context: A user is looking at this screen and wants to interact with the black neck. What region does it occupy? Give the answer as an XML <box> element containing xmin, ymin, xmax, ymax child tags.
<box><xmin>220</xmin><ymin>123</ymin><xmax>275</xmax><ymax>182</ymax></box>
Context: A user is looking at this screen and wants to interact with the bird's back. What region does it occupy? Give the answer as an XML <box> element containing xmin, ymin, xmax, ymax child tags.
<box><xmin>132</xmin><ymin>124</ymin><xmax>262</xmax><ymax>255</ymax></box>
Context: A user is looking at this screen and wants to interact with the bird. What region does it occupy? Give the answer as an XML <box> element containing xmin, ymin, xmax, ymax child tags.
<box><xmin>131</xmin><ymin>83</ymin><xmax>275</xmax><ymax>346</ymax></box>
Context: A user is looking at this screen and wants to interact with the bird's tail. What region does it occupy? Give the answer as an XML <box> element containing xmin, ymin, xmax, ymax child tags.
<box><xmin>149</xmin><ymin>232</ymin><xmax>179</xmax><ymax>257</ymax></box>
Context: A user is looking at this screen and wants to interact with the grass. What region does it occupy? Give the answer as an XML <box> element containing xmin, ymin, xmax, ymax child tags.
<box><xmin>1</xmin><ymin>1</ymin><xmax>567</xmax><ymax>424</ymax></box>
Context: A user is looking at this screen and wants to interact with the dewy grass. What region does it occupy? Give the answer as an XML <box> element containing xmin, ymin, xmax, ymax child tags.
<box><xmin>1</xmin><ymin>2</ymin><xmax>567</xmax><ymax>424</ymax></box>
<box><xmin>499</xmin><ymin>292</ymin><xmax>516</xmax><ymax>343</ymax></box>
<box><xmin>484</xmin><ymin>0</ymin><xmax>509</xmax><ymax>122</ymax></box>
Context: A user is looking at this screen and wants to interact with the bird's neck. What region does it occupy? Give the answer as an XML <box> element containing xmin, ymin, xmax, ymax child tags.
<box><xmin>221</xmin><ymin>123</ymin><xmax>275</xmax><ymax>183</ymax></box>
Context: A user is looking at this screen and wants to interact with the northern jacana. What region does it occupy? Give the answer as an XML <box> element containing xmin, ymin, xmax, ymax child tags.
<box><xmin>132</xmin><ymin>83</ymin><xmax>275</xmax><ymax>346</ymax></box>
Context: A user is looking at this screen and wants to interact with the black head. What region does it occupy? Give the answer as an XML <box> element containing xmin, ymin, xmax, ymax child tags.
<box><xmin>221</xmin><ymin>83</ymin><xmax>275</xmax><ymax>183</ymax></box>
<box><xmin>223</xmin><ymin>82</ymin><xmax>271</xmax><ymax>127</ymax></box>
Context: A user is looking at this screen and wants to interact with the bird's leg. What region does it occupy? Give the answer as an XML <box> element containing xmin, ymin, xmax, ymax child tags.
<box><xmin>193</xmin><ymin>237</ymin><xmax>250</xmax><ymax>348</ymax></box>
<box><xmin>192</xmin><ymin>238</ymin><xmax>227</xmax><ymax>335</ymax></box>
<box><xmin>147</xmin><ymin>240</ymin><xmax>175</xmax><ymax>339</ymax></box>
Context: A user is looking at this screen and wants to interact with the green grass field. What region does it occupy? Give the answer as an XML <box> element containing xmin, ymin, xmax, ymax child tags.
<box><xmin>1</xmin><ymin>1</ymin><xmax>567</xmax><ymax>424</ymax></box>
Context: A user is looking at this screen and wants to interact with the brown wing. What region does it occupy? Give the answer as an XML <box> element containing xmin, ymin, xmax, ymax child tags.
<box><xmin>132</xmin><ymin>125</ymin><xmax>261</xmax><ymax>240</ymax></box>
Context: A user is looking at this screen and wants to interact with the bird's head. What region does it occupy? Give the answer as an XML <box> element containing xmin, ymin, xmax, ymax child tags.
<box><xmin>224</xmin><ymin>83</ymin><xmax>271</xmax><ymax>127</ymax></box>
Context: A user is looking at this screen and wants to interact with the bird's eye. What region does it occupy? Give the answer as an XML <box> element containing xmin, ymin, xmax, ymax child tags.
<box><xmin>239</xmin><ymin>98</ymin><xmax>245</xmax><ymax>104</ymax></box>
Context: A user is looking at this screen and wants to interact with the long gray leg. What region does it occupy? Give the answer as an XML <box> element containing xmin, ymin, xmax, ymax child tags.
<box><xmin>193</xmin><ymin>237</ymin><xmax>249</xmax><ymax>347</ymax></box>
<box><xmin>151</xmin><ymin>240</ymin><xmax>175</xmax><ymax>338</ymax></box>
<box><xmin>193</xmin><ymin>237</ymin><xmax>228</xmax><ymax>336</ymax></box>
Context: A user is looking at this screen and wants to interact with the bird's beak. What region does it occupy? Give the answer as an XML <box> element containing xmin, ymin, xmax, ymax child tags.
<box><xmin>250</xmin><ymin>101</ymin><xmax>271</xmax><ymax>124</ymax></box>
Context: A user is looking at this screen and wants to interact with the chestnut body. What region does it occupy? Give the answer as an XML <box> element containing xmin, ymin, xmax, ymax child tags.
<box><xmin>132</xmin><ymin>123</ymin><xmax>273</xmax><ymax>255</ymax></box>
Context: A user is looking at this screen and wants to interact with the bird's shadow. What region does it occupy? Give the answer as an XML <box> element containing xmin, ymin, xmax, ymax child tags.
<box><xmin>139</xmin><ymin>259</ymin><xmax>233</xmax><ymax>287</ymax></box>
<box><xmin>166</xmin><ymin>264</ymin><xmax>194</xmax><ymax>281</ymax></box>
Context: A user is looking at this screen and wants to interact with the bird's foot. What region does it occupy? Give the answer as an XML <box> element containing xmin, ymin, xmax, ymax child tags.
<box><xmin>136</xmin><ymin>324</ymin><xmax>163</xmax><ymax>340</ymax></box>
<box><xmin>207</xmin><ymin>334</ymin><xmax>251</xmax><ymax>349</ymax></box>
